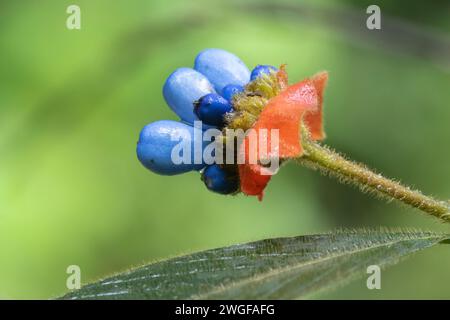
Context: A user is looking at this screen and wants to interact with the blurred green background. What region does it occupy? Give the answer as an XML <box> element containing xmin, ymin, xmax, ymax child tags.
<box><xmin>0</xmin><ymin>0</ymin><xmax>449</xmax><ymax>299</ymax></box>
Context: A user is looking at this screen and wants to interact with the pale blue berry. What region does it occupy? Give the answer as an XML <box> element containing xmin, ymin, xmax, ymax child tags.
<box><xmin>137</xmin><ymin>120</ymin><xmax>206</xmax><ymax>175</ymax></box>
<box><xmin>163</xmin><ymin>68</ymin><xmax>215</xmax><ymax>124</ymax></box>
<box><xmin>194</xmin><ymin>49</ymin><xmax>250</xmax><ymax>95</ymax></box>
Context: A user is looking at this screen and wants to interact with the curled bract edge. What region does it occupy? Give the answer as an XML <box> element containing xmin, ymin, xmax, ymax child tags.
<box><xmin>238</xmin><ymin>70</ymin><xmax>328</xmax><ymax>200</ymax></box>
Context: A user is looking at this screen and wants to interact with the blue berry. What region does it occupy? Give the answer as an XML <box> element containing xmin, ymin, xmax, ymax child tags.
<box><xmin>194</xmin><ymin>93</ymin><xmax>233</xmax><ymax>127</ymax></box>
<box><xmin>250</xmin><ymin>65</ymin><xmax>278</xmax><ymax>81</ymax></box>
<box><xmin>222</xmin><ymin>84</ymin><xmax>244</xmax><ymax>102</ymax></box>
<box><xmin>137</xmin><ymin>120</ymin><xmax>206</xmax><ymax>175</ymax></box>
<box><xmin>163</xmin><ymin>68</ymin><xmax>215</xmax><ymax>124</ymax></box>
<box><xmin>201</xmin><ymin>165</ymin><xmax>239</xmax><ymax>195</ymax></box>
<box><xmin>194</xmin><ymin>49</ymin><xmax>250</xmax><ymax>95</ymax></box>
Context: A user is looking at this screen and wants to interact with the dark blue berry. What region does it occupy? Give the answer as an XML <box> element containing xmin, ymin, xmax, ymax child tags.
<box><xmin>222</xmin><ymin>84</ymin><xmax>244</xmax><ymax>102</ymax></box>
<box><xmin>250</xmin><ymin>65</ymin><xmax>278</xmax><ymax>81</ymax></box>
<box><xmin>201</xmin><ymin>164</ymin><xmax>239</xmax><ymax>195</ymax></box>
<box><xmin>194</xmin><ymin>93</ymin><xmax>233</xmax><ymax>127</ymax></box>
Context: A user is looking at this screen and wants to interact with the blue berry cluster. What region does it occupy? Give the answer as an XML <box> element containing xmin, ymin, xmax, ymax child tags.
<box><xmin>137</xmin><ymin>49</ymin><xmax>277</xmax><ymax>194</ymax></box>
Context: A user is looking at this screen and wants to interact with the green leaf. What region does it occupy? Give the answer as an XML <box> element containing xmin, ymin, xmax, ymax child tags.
<box><xmin>61</xmin><ymin>229</ymin><xmax>449</xmax><ymax>300</ymax></box>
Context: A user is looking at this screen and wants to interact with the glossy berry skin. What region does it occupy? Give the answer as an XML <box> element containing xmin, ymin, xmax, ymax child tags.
<box><xmin>202</xmin><ymin>164</ymin><xmax>239</xmax><ymax>195</ymax></box>
<box><xmin>194</xmin><ymin>48</ymin><xmax>250</xmax><ymax>95</ymax></box>
<box><xmin>163</xmin><ymin>67</ymin><xmax>215</xmax><ymax>124</ymax></box>
<box><xmin>250</xmin><ymin>65</ymin><xmax>278</xmax><ymax>81</ymax></box>
<box><xmin>222</xmin><ymin>84</ymin><xmax>244</xmax><ymax>102</ymax></box>
<box><xmin>137</xmin><ymin>120</ymin><xmax>206</xmax><ymax>175</ymax></box>
<box><xmin>194</xmin><ymin>93</ymin><xmax>233</xmax><ymax>127</ymax></box>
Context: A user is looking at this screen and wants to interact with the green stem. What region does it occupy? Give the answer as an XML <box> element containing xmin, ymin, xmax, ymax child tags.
<box><xmin>297</xmin><ymin>135</ymin><xmax>450</xmax><ymax>223</ymax></box>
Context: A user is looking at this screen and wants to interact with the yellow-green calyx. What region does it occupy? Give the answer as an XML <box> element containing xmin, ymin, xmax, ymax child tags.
<box><xmin>225</xmin><ymin>66</ymin><xmax>286</xmax><ymax>131</ymax></box>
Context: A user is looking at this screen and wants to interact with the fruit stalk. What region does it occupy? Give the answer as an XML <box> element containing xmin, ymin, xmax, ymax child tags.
<box><xmin>297</xmin><ymin>132</ymin><xmax>450</xmax><ymax>223</ymax></box>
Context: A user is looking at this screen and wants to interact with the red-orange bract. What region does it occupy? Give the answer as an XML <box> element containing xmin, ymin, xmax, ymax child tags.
<box><xmin>238</xmin><ymin>70</ymin><xmax>328</xmax><ymax>200</ymax></box>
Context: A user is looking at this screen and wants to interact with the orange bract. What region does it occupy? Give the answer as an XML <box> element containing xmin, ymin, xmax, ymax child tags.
<box><xmin>238</xmin><ymin>71</ymin><xmax>328</xmax><ymax>200</ymax></box>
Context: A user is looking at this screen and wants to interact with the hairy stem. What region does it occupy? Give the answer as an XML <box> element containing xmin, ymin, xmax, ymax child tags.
<box><xmin>298</xmin><ymin>136</ymin><xmax>450</xmax><ymax>223</ymax></box>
